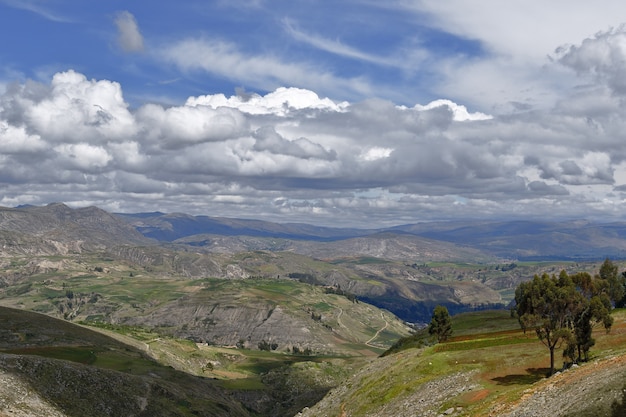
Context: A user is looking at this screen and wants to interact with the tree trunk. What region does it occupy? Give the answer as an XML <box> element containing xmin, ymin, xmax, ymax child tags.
<box><xmin>549</xmin><ymin>346</ymin><xmax>555</xmax><ymax>375</ymax></box>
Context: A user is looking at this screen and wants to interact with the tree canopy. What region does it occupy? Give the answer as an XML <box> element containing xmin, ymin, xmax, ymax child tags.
<box><xmin>428</xmin><ymin>305</ymin><xmax>452</xmax><ymax>343</ymax></box>
<box><xmin>515</xmin><ymin>264</ymin><xmax>617</xmax><ymax>376</ymax></box>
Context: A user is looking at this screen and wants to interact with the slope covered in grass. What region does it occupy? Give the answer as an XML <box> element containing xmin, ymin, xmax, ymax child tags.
<box><xmin>298</xmin><ymin>309</ymin><xmax>626</xmax><ymax>417</ymax></box>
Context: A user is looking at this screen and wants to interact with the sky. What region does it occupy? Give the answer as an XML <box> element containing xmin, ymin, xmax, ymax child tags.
<box><xmin>2</xmin><ymin>1</ymin><xmax>626</xmax><ymax>227</ymax></box>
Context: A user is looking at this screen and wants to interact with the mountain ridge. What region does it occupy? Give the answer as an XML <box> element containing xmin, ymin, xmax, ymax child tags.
<box><xmin>118</xmin><ymin>209</ymin><xmax>626</xmax><ymax>260</ymax></box>
<box><xmin>3</xmin><ymin>202</ymin><xmax>626</xmax><ymax>261</ymax></box>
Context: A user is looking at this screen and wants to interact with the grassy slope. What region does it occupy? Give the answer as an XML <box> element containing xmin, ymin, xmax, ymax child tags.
<box><xmin>0</xmin><ymin>305</ymin><xmax>370</xmax><ymax>417</ymax></box>
<box><xmin>0</xmin><ymin>306</ymin><xmax>251</xmax><ymax>417</ymax></box>
<box><xmin>300</xmin><ymin>309</ymin><xmax>626</xmax><ymax>417</ymax></box>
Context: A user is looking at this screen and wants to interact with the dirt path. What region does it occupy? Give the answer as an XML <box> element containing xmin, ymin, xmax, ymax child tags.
<box><xmin>365</xmin><ymin>312</ymin><xmax>389</xmax><ymax>347</ymax></box>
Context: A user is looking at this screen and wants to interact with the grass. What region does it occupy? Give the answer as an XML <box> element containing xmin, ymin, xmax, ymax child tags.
<box><xmin>3</xmin><ymin>346</ymin><xmax>98</xmax><ymax>365</ymax></box>
<box><xmin>434</xmin><ymin>332</ymin><xmax>534</xmax><ymax>352</ymax></box>
<box><xmin>449</xmin><ymin>310</ymin><xmax>520</xmax><ymax>336</ymax></box>
<box><xmin>327</xmin><ymin>308</ymin><xmax>626</xmax><ymax>417</ymax></box>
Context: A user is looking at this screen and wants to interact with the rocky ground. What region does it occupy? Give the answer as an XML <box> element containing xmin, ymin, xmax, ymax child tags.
<box><xmin>297</xmin><ymin>352</ymin><xmax>626</xmax><ymax>417</ymax></box>
<box><xmin>493</xmin><ymin>354</ymin><xmax>626</xmax><ymax>417</ymax></box>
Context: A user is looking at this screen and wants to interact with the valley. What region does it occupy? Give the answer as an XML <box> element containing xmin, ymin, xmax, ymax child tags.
<box><xmin>0</xmin><ymin>203</ymin><xmax>625</xmax><ymax>416</ymax></box>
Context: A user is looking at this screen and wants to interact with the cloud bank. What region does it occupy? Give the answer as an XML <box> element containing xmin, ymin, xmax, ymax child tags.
<box><xmin>1</xmin><ymin>27</ymin><xmax>626</xmax><ymax>226</ymax></box>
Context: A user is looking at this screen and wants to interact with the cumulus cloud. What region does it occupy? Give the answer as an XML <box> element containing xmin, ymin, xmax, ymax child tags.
<box><xmin>391</xmin><ymin>1</ymin><xmax>626</xmax><ymax>112</ymax></box>
<box><xmin>413</xmin><ymin>99</ymin><xmax>492</xmax><ymax>121</ymax></box>
<box><xmin>54</xmin><ymin>143</ymin><xmax>112</xmax><ymax>171</ymax></box>
<box><xmin>252</xmin><ymin>126</ymin><xmax>337</xmax><ymax>160</ymax></box>
<box><xmin>114</xmin><ymin>11</ymin><xmax>144</xmax><ymax>53</ymax></box>
<box><xmin>556</xmin><ymin>27</ymin><xmax>626</xmax><ymax>95</ymax></box>
<box><xmin>0</xmin><ymin>121</ymin><xmax>47</xmax><ymax>153</ymax></box>
<box><xmin>23</xmin><ymin>70</ymin><xmax>136</xmax><ymax>143</ymax></box>
<box><xmin>186</xmin><ymin>87</ymin><xmax>349</xmax><ymax>115</ymax></box>
<box><xmin>1</xmin><ymin>52</ymin><xmax>626</xmax><ymax>226</ymax></box>
<box><xmin>136</xmin><ymin>103</ymin><xmax>249</xmax><ymax>148</ymax></box>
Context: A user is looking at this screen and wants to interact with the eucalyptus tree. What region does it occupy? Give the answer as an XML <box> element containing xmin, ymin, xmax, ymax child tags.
<box><xmin>516</xmin><ymin>268</ymin><xmax>616</xmax><ymax>375</ymax></box>
<box><xmin>428</xmin><ymin>305</ymin><xmax>453</xmax><ymax>343</ymax></box>
<box><xmin>515</xmin><ymin>273</ymin><xmax>579</xmax><ymax>375</ymax></box>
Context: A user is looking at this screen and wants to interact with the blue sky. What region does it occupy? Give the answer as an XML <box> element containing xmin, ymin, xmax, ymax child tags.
<box><xmin>1</xmin><ymin>1</ymin><xmax>489</xmax><ymax>107</ymax></box>
<box><xmin>2</xmin><ymin>0</ymin><xmax>626</xmax><ymax>227</ymax></box>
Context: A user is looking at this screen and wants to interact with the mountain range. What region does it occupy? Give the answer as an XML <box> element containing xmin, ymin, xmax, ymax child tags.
<box><xmin>2</xmin><ymin>203</ymin><xmax>626</xmax><ymax>322</ymax></box>
<box><xmin>117</xmin><ymin>209</ymin><xmax>626</xmax><ymax>261</ymax></box>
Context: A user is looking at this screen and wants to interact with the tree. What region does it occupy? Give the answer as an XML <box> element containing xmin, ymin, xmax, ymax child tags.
<box><xmin>428</xmin><ymin>305</ymin><xmax>452</xmax><ymax>343</ymax></box>
<box><xmin>516</xmin><ymin>269</ymin><xmax>616</xmax><ymax>375</ymax></box>
<box><xmin>569</xmin><ymin>271</ymin><xmax>614</xmax><ymax>362</ymax></box>
<box><xmin>515</xmin><ymin>273</ymin><xmax>576</xmax><ymax>375</ymax></box>
<box><xmin>598</xmin><ymin>258</ymin><xmax>625</xmax><ymax>304</ymax></box>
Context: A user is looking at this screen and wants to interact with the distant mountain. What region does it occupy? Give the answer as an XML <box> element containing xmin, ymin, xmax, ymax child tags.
<box><xmin>2</xmin><ymin>202</ymin><xmax>626</xmax><ymax>261</ymax></box>
<box><xmin>116</xmin><ymin>211</ymin><xmax>376</xmax><ymax>242</ymax></box>
<box><xmin>391</xmin><ymin>220</ymin><xmax>626</xmax><ymax>260</ymax></box>
<box><xmin>118</xmin><ymin>210</ymin><xmax>626</xmax><ymax>260</ymax></box>
<box><xmin>0</xmin><ymin>203</ymin><xmax>151</xmax><ymax>255</ymax></box>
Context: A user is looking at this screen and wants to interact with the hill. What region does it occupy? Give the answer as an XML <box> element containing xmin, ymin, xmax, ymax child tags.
<box><xmin>0</xmin><ymin>203</ymin><xmax>151</xmax><ymax>256</ymax></box>
<box><xmin>298</xmin><ymin>309</ymin><xmax>626</xmax><ymax>417</ymax></box>
<box><xmin>0</xmin><ymin>304</ymin><xmax>406</xmax><ymax>417</ymax></box>
<box><xmin>0</xmin><ymin>252</ymin><xmax>411</xmax><ymax>355</ymax></box>
<box><xmin>0</xmin><ymin>306</ymin><xmax>251</xmax><ymax>417</ymax></box>
<box><xmin>393</xmin><ymin>219</ymin><xmax>626</xmax><ymax>261</ymax></box>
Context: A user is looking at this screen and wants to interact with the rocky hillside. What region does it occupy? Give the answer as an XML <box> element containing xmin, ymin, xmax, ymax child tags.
<box><xmin>298</xmin><ymin>354</ymin><xmax>626</xmax><ymax>417</ymax></box>
<box><xmin>0</xmin><ymin>250</ymin><xmax>411</xmax><ymax>356</ymax></box>
<box><xmin>0</xmin><ymin>306</ymin><xmax>251</xmax><ymax>417</ymax></box>
<box><xmin>0</xmin><ymin>203</ymin><xmax>151</xmax><ymax>255</ymax></box>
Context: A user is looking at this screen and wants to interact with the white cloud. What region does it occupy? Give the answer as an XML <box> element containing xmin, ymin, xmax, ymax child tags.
<box><xmin>160</xmin><ymin>37</ymin><xmax>374</xmax><ymax>100</ymax></box>
<box><xmin>114</xmin><ymin>11</ymin><xmax>144</xmax><ymax>53</ymax></box>
<box><xmin>1</xmin><ymin>53</ymin><xmax>626</xmax><ymax>226</ymax></box>
<box><xmin>398</xmin><ymin>1</ymin><xmax>626</xmax><ymax>62</ymax></box>
<box><xmin>186</xmin><ymin>87</ymin><xmax>349</xmax><ymax>115</ymax></box>
<box><xmin>136</xmin><ymin>103</ymin><xmax>249</xmax><ymax>148</ymax></box>
<box><xmin>413</xmin><ymin>99</ymin><xmax>492</xmax><ymax>121</ymax></box>
<box><xmin>360</xmin><ymin>147</ymin><xmax>393</xmax><ymax>162</ymax></box>
<box><xmin>0</xmin><ymin>121</ymin><xmax>47</xmax><ymax>153</ymax></box>
<box><xmin>0</xmin><ymin>0</ymin><xmax>70</xmax><ymax>22</ymax></box>
<box><xmin>54</xmin><ymin>143</ymin><xmax>112</xmax><ymax>171</ymax></box>
<box><xmin>556</xmin><ymin>27</ymin><xmax>626</xmax><ymax>95</ymax></box>
<box><xmin>24</xmin><ymin>70</ymin><xmax>136</xmax><ymax>143</ymax></box>
<box><xmin>282</xmin><ymin>18</ymin><xmax>397</xmax><ymax>67</ymax></box>
<box><xmin>390</xmin><ymin>1</ymin><xmax>626</xmax><ymax>112</ymax></box>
